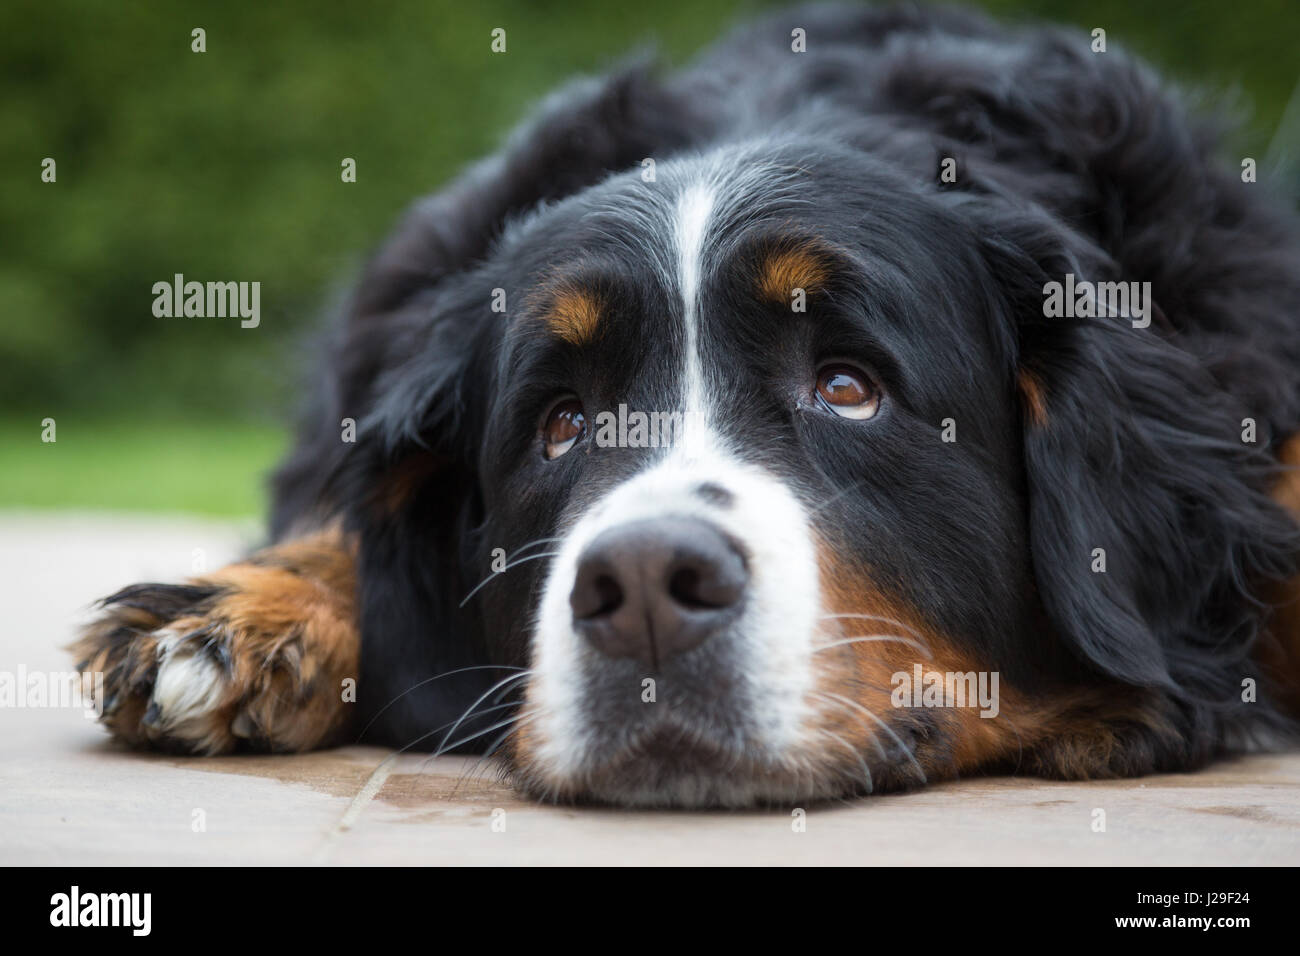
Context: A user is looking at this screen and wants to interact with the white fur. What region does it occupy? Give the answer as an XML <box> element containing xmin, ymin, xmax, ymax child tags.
<box><xmin>152</xmin><ymin>630</ymin><xmax>228</xmax><ymax>734</ymax></box>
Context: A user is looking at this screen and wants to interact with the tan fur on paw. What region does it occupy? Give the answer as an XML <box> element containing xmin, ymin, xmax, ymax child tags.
<box><xmin>71</xmin><ymin>529</ymin><xmax>360</xmax><ymax>754</ymax></box>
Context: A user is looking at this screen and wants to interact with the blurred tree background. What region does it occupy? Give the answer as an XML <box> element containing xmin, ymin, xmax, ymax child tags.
<box><xmin>3</xmin><ymin>0</ymin><xmax>1297</xmax><ymax>514</ymax></box>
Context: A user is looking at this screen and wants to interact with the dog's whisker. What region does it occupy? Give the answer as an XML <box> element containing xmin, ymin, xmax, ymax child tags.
<box><xmin>819</xmin><ymin>612</ymin><xmax>930</xmax><ymax>644</ymax></box>
<box><xmin>388</xmin><ymin>675</ymin><xmax>531</xmax><ymax>762</ymax></box>
<box><xmin>355</xmin><ymin>664</ymin><xmax>528</xmax><ymax>743</ymax></box>
<box><xmin>458</xmin><ymin>552</ymin><xmax>563</xmax><ymax>607</ymax></box>
<box><xmin>817</xmin><ymin>727</ymin><xmax>874</xmax><ymax>796</ymax></box>
<box><xmin>434</xmin><ymin>671</ymin><xmax>533</xmax><ymax>756</ymax></box>
<box><xmin>432</xmin><ymin>712</ymin><xmax>530</xmax><ymax>761</ymax></box>
<box><xmin>810</xmin><ymin>690</ymin><xmax>889</xmax><ymax>761</ymax></box>
<box><xmin>453</xmin><ymin>710</ymin><xmax>540</xmax><ymax>790</ymax></box>
<box><xmin>509</xmin><ymin>536</ymin><xmax>565</xmax><ymax>559</ymax></box>
<box><xmin>390</xmin><ymin>701</ymin><xmax>519</xmax><ymax>759</ymax></box>
<box><xmin>812</xmin><ymin>634</ymin><xmax>930</xmax><ymax>656</ymax></box>
<box><xmin>845</xmin><ymin>698</ymin><xmax>927</xmax><ymax>785</ymax></box>
<box><xmin>477</xmin><ymin>712</ymin><xmax>536</xmax><ymax>768</ymax></box>
<box><xmin>491</xmin><ymin>680</ymin><xmax>527</xmax><ymax>705</ymax></box>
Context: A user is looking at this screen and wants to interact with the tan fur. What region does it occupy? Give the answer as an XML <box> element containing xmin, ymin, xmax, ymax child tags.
<box><xmin>756</xmin><ymin>244</ymin><xmax>830</xmax><ymax>304</ymax></box>
<box><xmin>544</xmin><ymin>287</ymin><xmax>603</xmax><ymax>345</ymax></box>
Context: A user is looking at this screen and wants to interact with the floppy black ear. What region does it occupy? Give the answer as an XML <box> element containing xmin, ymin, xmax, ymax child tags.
<box><xmin>268</xmin><ymin>62</ymin><xmax>703</xmax><ymax>747</ymax></box>
<box><xmin>973</xmin><ymin>205</ymin><xmax>1299</xmax><ymax>710</ymax></box>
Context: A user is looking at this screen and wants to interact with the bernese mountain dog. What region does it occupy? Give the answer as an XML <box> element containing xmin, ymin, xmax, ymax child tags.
<box><xmin>73</xmin><ymin>3</ymin><xmax>1300</xmax><ymax>807</ymax></box>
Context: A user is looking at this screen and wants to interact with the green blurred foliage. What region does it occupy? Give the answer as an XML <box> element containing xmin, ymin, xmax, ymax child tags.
<box><xmin>0</xmin><ymin>1</ymin><xmax>1295</xmax><ymax>513</ymax></box>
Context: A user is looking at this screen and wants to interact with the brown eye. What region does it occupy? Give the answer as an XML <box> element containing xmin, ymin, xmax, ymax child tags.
<box><xmin>542</xmin><ymin>397</ymin><xmax>586</xmax><ymax>459</ymax></box>
<box><xmin>815</xmin><ymin>364</ymin><xmax>880</xmax><ymax>420</ymax></box>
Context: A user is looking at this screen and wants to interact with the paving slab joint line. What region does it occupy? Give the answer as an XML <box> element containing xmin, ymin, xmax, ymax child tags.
<box><xmin>311</xmin><ymin>753</ymin><xmax>398</xmax><ymax>864</ymax></box>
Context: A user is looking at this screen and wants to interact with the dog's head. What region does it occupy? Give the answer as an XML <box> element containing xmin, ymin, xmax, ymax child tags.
<box><xmin>491</xmin><ymin>143</ymin><xmax>1038</xmax><ymax>805</ymax></box>
<box><xmin>297</xmin><ymin>64</ymin><xmax>1296</xmax><ymax>806</ymax></box>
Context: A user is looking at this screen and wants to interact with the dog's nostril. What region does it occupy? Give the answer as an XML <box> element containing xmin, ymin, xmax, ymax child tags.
<box><xmin>668</xmin><ymin>566</ymin><xmax>706</xmax><ymax>608</ymax></box>
<box><xmin>571</xmin><ymin>566</ymin><xmax>624</xmax><ymax>620</ymax></box>
<box><xmin>591</xmin><ymin>574</ymin><xmax>623</xmax><ymax>617</ymax></box>
<box><xmin>668</xmin><ymin>561</ymin><xmax>744</xmax><ymax>610</ymax></box>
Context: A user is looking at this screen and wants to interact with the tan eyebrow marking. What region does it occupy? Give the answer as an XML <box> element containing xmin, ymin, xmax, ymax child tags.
<box><xmin>542</xmin><ymin>287</ymin><xmax>603</xmax><ymax>346</ymax></box>
<box><xmin>756</xmin><ymin>241</ymin><xmax>832</xmax><ymax>305</ymax></box>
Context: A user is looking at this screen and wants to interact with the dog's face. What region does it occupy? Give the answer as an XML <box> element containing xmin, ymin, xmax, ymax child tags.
<box><xmin>432</xmin><ymin>144</ymin><xmax>1047</xmax><ymax>805</ymax></box>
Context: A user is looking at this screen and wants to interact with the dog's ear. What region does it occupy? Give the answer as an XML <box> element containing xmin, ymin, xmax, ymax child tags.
<box><xmin>270</xmin><ymin>63</ymin><xmax>700</xmax><ymax>747</ymax></box>
<box><xmin>971</xmin><ymin>202</ymin><xmax>1298</xmax><ymax>705</ymax></box>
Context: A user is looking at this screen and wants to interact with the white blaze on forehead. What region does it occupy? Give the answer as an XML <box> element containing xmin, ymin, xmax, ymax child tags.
<box><xmin>671</xmin><ymin>183</ymin><xmax>717</xmax><ymax>458</ymax></box>
<box><xmin>674</xmin><ymin>183</ymin><xmax>714</xmax><ymax>327</ymax></box>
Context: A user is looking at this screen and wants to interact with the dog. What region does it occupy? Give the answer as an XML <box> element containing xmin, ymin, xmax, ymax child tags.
<box><xmin>73</xmin><ymin>3</ymin><xmax>1300</xmax><ymax>807</ymax></box>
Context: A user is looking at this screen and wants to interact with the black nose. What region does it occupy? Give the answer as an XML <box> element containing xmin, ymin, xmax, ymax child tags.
<box><xmin>570</xmin><ymin>517</ymin><xmax>748</xmax><ymax>667</ymax></box>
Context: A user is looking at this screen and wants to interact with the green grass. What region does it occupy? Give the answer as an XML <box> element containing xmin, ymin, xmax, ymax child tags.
<box><xmin>0</xmin><ymin>419</ymin><xmax>286</xmax><ymax>516</ymax></box>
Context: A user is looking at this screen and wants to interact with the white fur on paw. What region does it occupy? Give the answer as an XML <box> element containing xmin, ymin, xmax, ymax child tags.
<box><xmin>150</xmin><ymin>629</ymin><xmax>230</xmax><ymax>743</ymax></box>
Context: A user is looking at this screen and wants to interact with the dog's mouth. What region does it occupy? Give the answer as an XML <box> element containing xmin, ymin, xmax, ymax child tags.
<box><xmin>598</xmin><ymin>722</ymin><xmax>745</xmax><ymax>780</ymax></box>
<box><xmin>513</xmin><ymin>716</ymin><xmax>823</xmax><ymax>808</ymax></box>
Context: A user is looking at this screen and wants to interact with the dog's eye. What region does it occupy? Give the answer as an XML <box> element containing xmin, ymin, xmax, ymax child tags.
<box><xmin>814</xmin><ymin>364</ymin><xmax>880</xmax><ymax>420</ymax></box>
<box><xmin>542</xmin><ymin>397</ymin><xmax>586</xmax><ymax>459</ymax></box>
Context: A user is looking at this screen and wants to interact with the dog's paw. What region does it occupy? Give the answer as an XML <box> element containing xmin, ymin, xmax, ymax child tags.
<box><xmin>71</xmin><ymin>554</ymin><xmax>359</xmax><ymax>754</ymax></box>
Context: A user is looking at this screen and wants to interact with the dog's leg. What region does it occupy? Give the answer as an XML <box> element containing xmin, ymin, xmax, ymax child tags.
<box><xmin>70</xmin><ymin>526</ymin><xmax>359</xmax><ymax>754</ymax></box>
